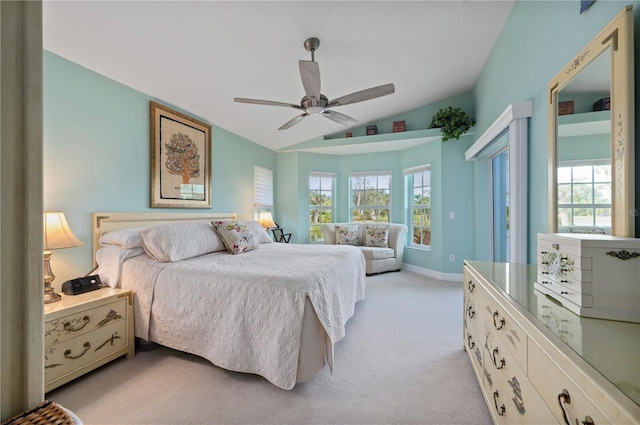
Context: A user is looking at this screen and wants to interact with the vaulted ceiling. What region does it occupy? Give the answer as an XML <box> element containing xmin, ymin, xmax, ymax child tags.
<box><xmin>43</xmin><ymin>1</ymin><xmax>514</xmax><ymax>151</ymax></box>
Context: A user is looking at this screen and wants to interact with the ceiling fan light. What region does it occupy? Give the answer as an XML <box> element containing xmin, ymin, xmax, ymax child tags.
<box><xmin>306</xmin><ymin>106</ymin><xmax>325</xmax><ymax>115</ymax></box>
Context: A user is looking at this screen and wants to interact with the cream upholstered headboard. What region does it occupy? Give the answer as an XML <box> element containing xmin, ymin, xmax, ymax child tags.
<box><xmin>92</xmin><ymin>211</ymin><xmax>237</xmax><ymax>264</ymax></box>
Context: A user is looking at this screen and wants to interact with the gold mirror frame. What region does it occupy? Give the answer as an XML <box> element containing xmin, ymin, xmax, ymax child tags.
<box><xmin>548</xmin><ymin>6</ymin><xmax>635</xmax><ymax>236</ymax></box>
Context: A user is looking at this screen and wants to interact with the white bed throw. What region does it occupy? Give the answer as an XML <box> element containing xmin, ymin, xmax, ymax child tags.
<box><xmin>120</xmin><ymin>243</ymin><xmax>366</xmax><ymax>389</ymax></box>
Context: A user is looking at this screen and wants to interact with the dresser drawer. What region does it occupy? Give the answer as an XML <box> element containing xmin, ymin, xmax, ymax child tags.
<box><xmin>484</xmin><ymin>330</ymin><xmax>556</xmax><ymax>424</ymax></box>
<box><xmin>528</xmin><ymin>340</ymin><xmax>610</xmax><ymax>425</ymax></box>
<box><xmin>45</xmin><ymin>297</ymin><xmax>127</xmax><ymax>347</ymax></box>
<box><xmin>45</xmin><ymin>320</ymin><xmax>128</xmax><ymax>383</ymax></box>
<box><xmin>478</xmin><ymin>288</ymin><xmax>528</xmax><ymax>371</ymax></box>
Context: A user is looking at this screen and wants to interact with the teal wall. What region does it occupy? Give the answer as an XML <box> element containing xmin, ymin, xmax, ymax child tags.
<box><xmin>279</xmin><ymin>92</ymin><xmax>476</xmax><ymax>274</ymax></box>
<box><xmin>473</xmin><ymin>0</ymin><xmax>640</xmax><ymax>262</ymax></box>
<box><xmin>44</xmin><ymin>51</ymin><xmax>276</xmax><ymax>284</ymax></box>
<box><xmin>44</xmin><ymin>1</ymin><xmax>640</xmax><ymax>282</ymax></box>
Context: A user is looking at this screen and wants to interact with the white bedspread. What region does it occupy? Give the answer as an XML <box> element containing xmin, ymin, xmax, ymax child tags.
<box><xmin>119</xmin><ymin>243</ymin><xmax>365</xmax><ymax>389</ymax></box>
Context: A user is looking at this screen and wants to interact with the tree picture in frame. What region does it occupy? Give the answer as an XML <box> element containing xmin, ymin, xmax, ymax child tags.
<box><xmin>150</xmin><ymin>101</ymin><xmax>212</xmax><ymax>208</ymax></box>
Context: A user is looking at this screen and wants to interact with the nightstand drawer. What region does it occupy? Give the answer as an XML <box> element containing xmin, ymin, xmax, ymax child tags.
<box><xmin>45</xmin><ymin>320</ymin><xmax>128</xmax><ymax>383</ymax></box>
<box><xmin>45</xmin><ymin>297</ymin><xmax>126</xmax><ymax>347</ymax></box>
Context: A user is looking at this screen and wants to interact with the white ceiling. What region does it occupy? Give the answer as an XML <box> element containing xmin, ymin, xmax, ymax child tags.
<box><xmin>43</xmin><ymin>1</ymin><xmax>514</xmax><ymax>152</ymax></box>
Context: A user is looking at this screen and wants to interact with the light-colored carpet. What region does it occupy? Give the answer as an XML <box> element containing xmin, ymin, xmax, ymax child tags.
<box><xmin>48</xmin><ymin>270</ymin><xmax>492</xmax><ymax>425</ymax></box>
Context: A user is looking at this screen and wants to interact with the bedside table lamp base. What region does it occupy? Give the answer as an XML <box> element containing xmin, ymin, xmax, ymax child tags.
<box><xmin>43</xmin><ymin>251</ymin><xmax>61</xmax><ymax>304</ymax></box>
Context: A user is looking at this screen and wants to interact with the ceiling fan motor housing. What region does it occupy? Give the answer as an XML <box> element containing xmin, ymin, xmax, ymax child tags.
<box><xmin>302</xmin><ymin>94</ymin><xmax>328</xmax><ymax>114</ymax></box>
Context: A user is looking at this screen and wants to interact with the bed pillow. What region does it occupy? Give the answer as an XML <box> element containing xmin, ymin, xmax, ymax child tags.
<box><xmin>99</xmin><ymin>227</ymin><xmax>146</xmax><ymax>248</ymax></box>
<box><xmin>212</xmin><ymin>221</ymin><xmax>259</xmax><ymax>254</ymax></box>
<box><xmin>335</xmin><ymin>224</ymin><xmax>359</xmax><ymax>246</ymax></box>
<box><xmin>139</xmin><ymin>221</ymin><xmax>226</xmax><ymax>262</ymax></box>
<box><xmin>96</xmin><ymin>245</ymin><xmax>145</xmax><ymax>288</ymax></box>
<box><xmin>364</xmin><ymin>224</ymin><xmax>389</xmax><ymax>248</ymax></box>
<box><xmin>244</xmin><ymin>220</ymin><xmax>274</xmax><ymax>244</ymax></box>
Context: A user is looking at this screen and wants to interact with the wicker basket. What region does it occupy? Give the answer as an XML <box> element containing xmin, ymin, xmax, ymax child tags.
<box><xmin>1</xmin><ymin>401</ymin><xmax>75</xmax><ymax>425</ymax></box>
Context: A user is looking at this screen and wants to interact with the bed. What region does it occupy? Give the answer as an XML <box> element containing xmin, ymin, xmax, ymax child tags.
<box><xmin>92</xmin><ymin>212</ymin><xmax>366</xmax><ymax>389</ymax></box>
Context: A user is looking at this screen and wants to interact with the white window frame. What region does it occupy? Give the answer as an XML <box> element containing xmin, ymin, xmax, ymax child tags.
<box><xmin>404</xmin><ymin>165</ymin><xmax>431</xmax><ymax>250</ymax></box>
<box><xmin>309</xmin><ymin>172</ymin><xmax>336</xmax><ymax>242</ymax></box>
<box><xmin>465</xmin><ymin>101</ymin><xmax>532</xmax><ymax>264</ymax></box>
<box><xmin>557</xmin><ymin>158</ymin><xmax>611</xmax><ymax>231</ymax></box>
<box><xmin>348</xmin><ymin>171</ymin><xmax>392</xmax><ymax>223</ymax></box>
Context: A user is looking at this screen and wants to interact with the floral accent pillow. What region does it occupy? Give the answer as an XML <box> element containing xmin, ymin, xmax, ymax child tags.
<box><xmin>365</xmin><ymin>224</ymin><xmax>389</xmax><ymax>248</ymax></box>
<box><xmin>212</xmin><ymin>221</ymin><xmax>259</xmax><ymax>255</ymax></box>
<box><xmin>335</xmin><ymin>224</ymin><xmax>359</xmax><ymax>246</ymax></box>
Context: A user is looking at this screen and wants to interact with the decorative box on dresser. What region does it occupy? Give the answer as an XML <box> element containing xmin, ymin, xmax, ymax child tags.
<box><xmin>44</xmin><ymin>288</ymin><xmax>135</xmax><ymax>392</ymax></box>
<box><xmin>463</xmin><ymin>260</ymin><xmax>639</xmax><ymax>425</ymax></box>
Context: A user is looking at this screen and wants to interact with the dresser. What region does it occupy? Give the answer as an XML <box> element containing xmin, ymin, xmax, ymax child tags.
<box><xmin>463</xmin><ymin>261</ymin><xmax>639</xmax><ymax>424</ymax></box>
<box><xmin>44</xmin><ymin>288</ymin><xmax>135</xmax><ymax>392</ymax></box>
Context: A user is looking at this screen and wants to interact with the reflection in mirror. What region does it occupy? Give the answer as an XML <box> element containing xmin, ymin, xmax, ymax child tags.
<box><xmin>556</xmin><ymin>49</ymin><xmax>611</xmax><ymax>234</ymax></box>
<box><xmin>548</xmin><ymin>6</ymin><xmax>634</xmax><ymax>237</ymax></box>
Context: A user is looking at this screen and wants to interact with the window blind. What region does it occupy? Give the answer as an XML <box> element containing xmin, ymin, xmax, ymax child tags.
<box><xmin>254</xmin><ymin>165</ymin><xmax>273</xmax><ymax>208</ymax></box>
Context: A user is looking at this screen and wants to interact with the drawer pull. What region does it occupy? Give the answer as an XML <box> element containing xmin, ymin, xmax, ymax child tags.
<box><xmin>560</xmin><ymin>291</ymin><xmax>569</xmax><ymax>295</ymax></box>
<box><xmin>557</xmin><ymin>389</ymin><xmax>571</xmax><ymax>425</ymax></box>
<box><xmin>468</xmin><ymin>280</ymin><xmax>475</xmax><ymax>292</ymax></box>
<box><xmin>64</xmin><ymin>341</ymin><xmax>91</xmax><ymax>360</ymax></box>
<box><xmin>467</xmin><ymin>334</ymin><xmax>475</xmax><ymax>350</ymax></box>
<box><xmin>63</xmin><ymin>315</ymin><xmax>90</xmax><ymax>332</ymax></box>
<box><xmin>606</xmin><ymin>249</ymin><xmax>640</xmax><ymax>261</ymax></box>
<box><xmin>493</xmin><ymin>311</ymin><xmax>506</xmax><ymax>330</ymax></box>
<box><xmin>552</xmin><ymin>243</ymin><xmax>560</xmax><ymax>250</ymax></box>
<box><xmin>493</xmin><ymin>390</ymin><xmax>506</xmax><ymax>416</ymax></box>
<box><xmin>467</xmin><ymin>305</ymin><xmax>475</xmax><ymax>319</ymax></box>
<box><xmin>540</xmin><ymin>280</ymin><xmax>551</xmax><ymax>285</ymax></box>
<box><xmin>581</xmin><ymin>416</ymin><xmax>595</xmax><ymax>425</ymax></box>
<box><xmin>492</xmin><ymin>348</ymin><xmax>505</xmax><ymax>369</ymax></box>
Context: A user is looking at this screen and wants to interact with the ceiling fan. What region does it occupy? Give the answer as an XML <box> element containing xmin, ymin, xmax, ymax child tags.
<box><xmin>234</xmin><ymin>37</ymin><xmax>395</xmax><ymax>130</ymax></box>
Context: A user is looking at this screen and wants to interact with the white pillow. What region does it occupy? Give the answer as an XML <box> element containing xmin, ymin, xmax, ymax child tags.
<box><xmin>140</xmin><ymin>222</ymin><xmax>226</xmax><ymax>262</ymax></box>
<box><xmin>244</xmin><ymin>221</ymin><xmax>274</xmax><ymax>244</ymax></box>
<box><xmin>96</xmin><ymin>245</ymin><xmax>145</xmax><ymax>288</ymax></box>
<box><xmin>99</xmin><ymin>227</ymin><xmax>146</xmax><ymax>248</ymax></box>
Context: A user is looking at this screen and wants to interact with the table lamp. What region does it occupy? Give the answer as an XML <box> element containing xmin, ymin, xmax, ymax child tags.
<box><xmin>43</xmin><ymin>211</ymin><xmax>83</xmax><ymax>304</ymax></box>
<box><xmin>257</xmin><ymin>211</ymin><xmax>276</xmax><ymax>229</ymax></box>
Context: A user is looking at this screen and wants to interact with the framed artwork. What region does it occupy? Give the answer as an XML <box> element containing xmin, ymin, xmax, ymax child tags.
<box><xmin>150</xmin><ymin>101</ymin><xmax>212</xmax><ymax>208</ymax></box>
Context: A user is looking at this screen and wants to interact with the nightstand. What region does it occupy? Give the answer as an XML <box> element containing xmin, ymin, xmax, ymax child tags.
<box><xmin>44</xmin><ymin>287</ymin><xmax>134</xmax><ymax>392</ymax></box>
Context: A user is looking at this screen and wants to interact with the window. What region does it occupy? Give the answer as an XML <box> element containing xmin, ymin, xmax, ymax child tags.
<box><xmin>349</xmin><ymin>171</ymin><xmax>391</xmax><ymax>223</ymax></box>
<box><xmin>405</xmin><ymin>165</ymin><xmax>430</xmax><ymax>248</ymax></box>
<box><xmin>557</xmin><ymin>160</ymin><xmax>611</xmax><ymax>229</ymax></box>
<box><xmin>254</xmin><ymin>165</ymin><xmax>273</xmax><ymax>219</ymax></box>
<box><xmin>309</xmin><ymin>172</ymin><xmax>335</xmax><ymax>242</ymax></box>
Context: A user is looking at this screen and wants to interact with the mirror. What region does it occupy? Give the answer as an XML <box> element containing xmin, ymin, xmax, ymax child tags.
<box><xmin>548</xmin><ymin>6</ymin><xmax>635</xmax><ymax>237</ymax></box>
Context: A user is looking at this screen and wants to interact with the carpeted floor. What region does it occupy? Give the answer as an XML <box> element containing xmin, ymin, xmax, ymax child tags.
<box><xmin>47</xmin><ymin>270</ymin><xmax>492</xmax><ymax>425</ymax></box>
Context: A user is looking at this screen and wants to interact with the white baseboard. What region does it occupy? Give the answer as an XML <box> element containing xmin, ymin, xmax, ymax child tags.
<box><xmin>402</xmin><ymin>263</ymin><xmax>463</xmax><ymax>282</ymax></box>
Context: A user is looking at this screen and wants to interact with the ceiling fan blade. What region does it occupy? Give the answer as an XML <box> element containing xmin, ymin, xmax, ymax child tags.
<box><xmin>278</xmin><ymin>113</ymin><xmax>309</xmax><ymax>130</ymax></box>
<box><xmin>322</xmin><ymin>110</ymin><xmax>358</xmax><ymax>126</ymax></box>
<box><xmin>299</xmin><ymin>60</ymin><xmax>321</xmax><ymax>105</ymax></box>
<box><xmin>328</xmin><ymin>83</ymin><xmax>395</xmax><ymax>108</ymax></box>
<box><xmin>234</xmin><ymin>97</ymin><xmax>302</xmax><ymax>109</ymax></box>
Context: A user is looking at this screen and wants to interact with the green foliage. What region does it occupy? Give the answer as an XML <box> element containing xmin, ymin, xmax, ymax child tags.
<box><xmin>429</xmin><ymin>107</ymin><xmax>476</xmax><ymax>142</ymax></box>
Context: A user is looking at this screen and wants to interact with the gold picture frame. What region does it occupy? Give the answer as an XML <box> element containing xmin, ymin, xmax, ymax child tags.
<box><xmin>150</xmin><ymin>101</ymin><xmax>212</xmax><ymax>208</ymax></box>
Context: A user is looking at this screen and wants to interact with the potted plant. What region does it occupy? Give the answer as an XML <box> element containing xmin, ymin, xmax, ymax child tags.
<box><xmin>429</xmin><ymin>107</ymin><xmax>476</xmax><ymax>142</ymax></box>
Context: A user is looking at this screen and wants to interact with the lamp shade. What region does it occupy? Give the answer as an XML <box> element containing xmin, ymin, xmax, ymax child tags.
<box><xmin>44</xmin><ymin>211</ymin><xmax>83</xmax><ymax>250</ymax></box>
<box><xmin>257</xmin><ymin>211</ymin><xmax>276</xmax><ymax>229</ymax></box>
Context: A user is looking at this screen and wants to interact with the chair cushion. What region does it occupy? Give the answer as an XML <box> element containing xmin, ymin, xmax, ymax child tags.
<box><xmin>359</xmin><ymin>246</ymin><xmax>394</xmax><ymax>261</ymax></box>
